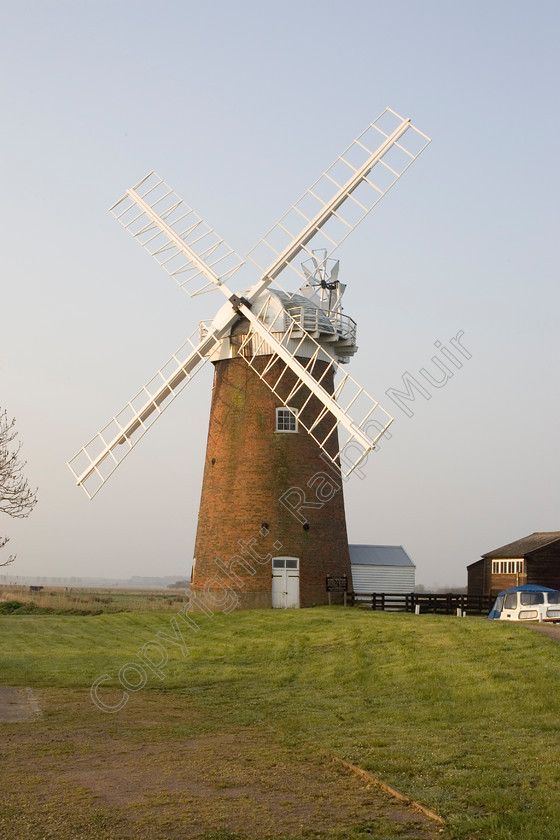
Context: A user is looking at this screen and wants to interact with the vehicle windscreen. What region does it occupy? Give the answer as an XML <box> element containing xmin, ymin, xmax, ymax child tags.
<box><xmin>504</xmin><ymin>592</ymin><xmax>518</xmax><ymax>609</ymax></box>
<box><xmin>489</xmin><ymin>595</ymin><xmax>504</xmax><ymax>617</ymax></box>
<box><xmin>520</xmin><ymin>592</ymin><xmax>545</xmax><ymax>605</ymax></box>
<box><xmin>548</xmin><ymin>592</ymin><xmax>560</xmax><ymax>604</ymax></box>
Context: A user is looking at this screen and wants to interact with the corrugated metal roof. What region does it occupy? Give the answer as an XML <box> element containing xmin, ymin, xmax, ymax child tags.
<box><xmin>349</xmin><ymin>545</ymin><xmax>415</xmax><ymax>568</ymax></box>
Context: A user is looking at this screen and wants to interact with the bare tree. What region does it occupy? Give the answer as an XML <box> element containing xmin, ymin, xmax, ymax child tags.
<box><xmin>0</xmin><ymin>408</ymin><xmax>38</xmax><ymax>566</ymax></box>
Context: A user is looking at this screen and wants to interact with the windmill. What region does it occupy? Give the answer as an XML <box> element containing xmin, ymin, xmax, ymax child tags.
<box><xmin>68</xmin><ymin>107</ymin><xmax>430</xmax><ymax>609</ymax></box>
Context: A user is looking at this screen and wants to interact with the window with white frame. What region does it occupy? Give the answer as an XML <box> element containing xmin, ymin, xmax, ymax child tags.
<box><xmin>276</xmin><ymin>407</ymin><xmax>298</xmax><ymax>433</ymax></box>
<box><xmin>492</xmin><ymin>559</ymin><xmax>524</xmax><ymax>574</ymax></box>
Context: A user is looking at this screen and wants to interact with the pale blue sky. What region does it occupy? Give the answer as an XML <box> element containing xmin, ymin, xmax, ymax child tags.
<box><xmin>1</xmin><ymin>0</ymin><xmax>558</xmax><ymax>587</ymax></box>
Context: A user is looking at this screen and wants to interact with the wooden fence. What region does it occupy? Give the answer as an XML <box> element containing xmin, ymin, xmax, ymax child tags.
<box><xmin>349</xmin><ymin>592</ymin><xmax>491</xmax><ymax>615</ymax></box>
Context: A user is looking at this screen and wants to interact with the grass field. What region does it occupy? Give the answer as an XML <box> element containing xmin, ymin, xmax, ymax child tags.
<box><xmin>1</xmin><ymin>606</ymin><xmax>560</xmax><ymax>839</ymax></box>
<box><xmin>0</xmin><ymin>585</ymin><xmax>187</xmax><ymax>613</ymax></box>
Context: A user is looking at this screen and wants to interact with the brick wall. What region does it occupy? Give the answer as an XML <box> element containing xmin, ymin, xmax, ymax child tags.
<box><xmin>191</xmin><ymin>354</ymin><xmax>352</xmax><ymax>609</ymax></box>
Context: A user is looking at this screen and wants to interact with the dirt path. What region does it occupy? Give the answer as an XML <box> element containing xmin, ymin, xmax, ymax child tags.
<box><xmin>531</xmin><ymin>623</ymin><xmax>560</xmax><ymax>642</ymax></box>
<box><xmin>0</xmin><ymin>686</ymin><xmax>41</xmax><ymax>722</ymax></box>
<box><xmin>0</xmin><ymin>687</ymin><xmax>443</xmax><ymax>840</ymax></box>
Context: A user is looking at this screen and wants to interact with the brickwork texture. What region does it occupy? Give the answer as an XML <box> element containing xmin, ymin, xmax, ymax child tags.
<box><xmin>191</xmin><ymin>354</ymin><xmax>352</xmax><ymax>608</ymax></box>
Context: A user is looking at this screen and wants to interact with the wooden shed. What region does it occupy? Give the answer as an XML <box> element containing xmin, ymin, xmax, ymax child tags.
<box><xmin>467</xmin><ymin>532</ymin><xmax>560</xmax><ymax>598</ymax></box>
<box><xmin>349</xmin><ymin>545</ymin><xmax>415</xmax><ymax>598</ymax></box>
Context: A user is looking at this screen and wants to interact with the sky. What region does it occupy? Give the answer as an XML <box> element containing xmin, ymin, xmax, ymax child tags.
<box><xmin>1</xmin><ymin>0</ymin><xmax>559</xmax><ymax>588</ymax></box>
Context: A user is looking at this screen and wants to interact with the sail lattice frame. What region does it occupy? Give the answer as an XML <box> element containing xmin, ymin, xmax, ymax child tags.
<box><xmin>247</xmin><ymin>107</ymin><xmax>430</xmax><ymax>294</ymax></box>
<box><xmin>68</xmin><ymin>326</ymin><xmax>222</xmax><ymax>498</ymax></box>
<box><xmin>237</xmin><ymin>295</ymin><xmax>393</xmax><ymax>478</ymax></box>
<box><xmin>110</xmin><ymin>172</ymin><xmax>245</xmax><ymax>297</ymax></box>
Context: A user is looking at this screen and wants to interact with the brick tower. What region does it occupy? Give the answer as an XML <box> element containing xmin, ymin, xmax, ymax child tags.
<box><xmin>191</xmin><ymin>284</ymin><xmax>357</xmax><ymax>609</ymax></box>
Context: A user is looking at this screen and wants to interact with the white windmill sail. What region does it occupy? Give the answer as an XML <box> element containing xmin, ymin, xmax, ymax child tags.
<box><xmin>110</xmin><ymin>172</ymin><xmax>246</xmax><ymax>297</ymax></box>
<box><xmin>234</xmin><ymin>295</ymin><xmax>393</xmax><ymax>478</ymax></box>
<box><xmin>69</xmin><ymin>108</ymin><xmax>430</xmax><ymax>496</ymax></box>
<box><xmin>247</xmin><ymin>107</ymin><xmax>430</xmax><ymax>294</ymax></box>
<box><xmin>67</xmin><ymin>326</ymin><xmax>222</xmax><ymax>498</ymax></box>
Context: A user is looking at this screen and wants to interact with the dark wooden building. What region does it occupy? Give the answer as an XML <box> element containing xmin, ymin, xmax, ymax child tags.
<box><xmin>467</xmin><ymin>532</ymin><xmax>560</xmax><ymax>598</ymax></box>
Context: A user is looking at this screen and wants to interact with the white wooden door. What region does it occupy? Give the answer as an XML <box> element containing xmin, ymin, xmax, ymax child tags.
<box><xmin>272</xmin><ymin>557</ymin><xmax>300</xmax><ymax>609</ymax></box>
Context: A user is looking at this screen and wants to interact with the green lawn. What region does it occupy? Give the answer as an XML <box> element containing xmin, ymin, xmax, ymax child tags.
<box><xmin>1</xmin><ymin>607</ymin><xmax>560</xmax><ymax>839</ymax></box>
